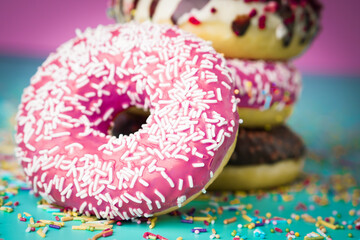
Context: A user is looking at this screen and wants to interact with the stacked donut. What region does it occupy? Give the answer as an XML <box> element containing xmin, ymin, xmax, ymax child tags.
<box><xmin>15</xmin><ymin>23</ymin><xmax>240</xmax><ymax>220</ymax></box>
<box><xmin>109</xmin><ymin>0</ymin><xmax>322</xmax><ymax>189</ymax></box>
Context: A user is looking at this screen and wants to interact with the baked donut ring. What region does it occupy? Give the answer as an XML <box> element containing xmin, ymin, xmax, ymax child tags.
<box><xmin>209</xmin><ymin>125</ymin><xmax>306</xmax><ymax>190</ymax></box>
<box><xmin>227</xmin><ymin>58</ymin><xmax>302</xmax><ymax>128</ymax></box>
<box><xmin>109</xmin><ymin>0</ymin><xmax>322</xmax><ymax>60</ymax></box>
<box><xmin>15</xmin><ymin>22</ymin><xmax>239</xmax><ymax>220</ymax></box>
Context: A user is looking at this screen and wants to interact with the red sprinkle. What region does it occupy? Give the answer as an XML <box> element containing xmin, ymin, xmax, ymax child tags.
<box><xmin>296</xmin><ymin>203</ymin><xmax>307</xmax><ymax>211</ymax></box>
<box><xmin>355</xmin><ymin>223</ymin><xmax>360</xmax><ymax>230</ymax></box>
<box><xmin>188</xmin><ymin>16</ymin><xmax>201</xmax><ymax>25</ymax></box>
<box><xmin>211</xmin><ymin>7</ymin><xmax>217</xmax><ymax>13</ymax></box>
<box><xmin>102</xmin><ymin>230</ymin><xmax>113</xmax><ymax>237</ymax></box>
<box><xmin>254</xmin><ymin>209</ymin><xmax>260</xmax><ymax>215</ymax></box>
<box><xmin>249</xmin><ymin>9</ymin><xmax>257</xmax><ymax>18</ymax></box>
<box><xmin>14</xmin><ymin>201</ymin><xmax>19</xmax><ymax>206</ymax></box>
<box><xmin>55</xmin><ymin>216</ymin><xmax>60</xmax><ymax>221</ymax></box>
<box><xmin>3</xmin><ymin>196</ymin><xmax>9</xmax><ymax>200</ymax></box>
<box><xmin>275</xmin><ymin>227</ymin><xmax>283</xmax><ymax>233</ymax></box>
<box><xmin>143</xmin><ymin>232</ymin><xmax>157</xmax><ymax>238</ymax></box>
<box><xmin>19</xmin><ymin>217</ymin><xmax>27</xmax><ymax>222</ymax></box>
<box><xmin>117</xmin><ymin>221</ymin><xmax>122</xmax><ymax>226</ymax></box>
<box><xmin>30</xmin><ymin>227</ymin><xmax>36</xmax><ymax>232</ymax></box>
<box><xmin>284</xmin><ymin>14</ymin><xmax>295</xmax><ymax>25</ymax></box>
<box><xmin>264</xmin><ymin>1</ymin><xmax>279</xmax><ymax>12</ymax></box>
<box><xmin>204</xmin><ymin>220</ymin><xmax>210</xmax><ymax>226</ymax></box>
<box><xmin>258</xmin><ymin>15</ymin><xmax>266</xmax><ymax>29</ymax></box>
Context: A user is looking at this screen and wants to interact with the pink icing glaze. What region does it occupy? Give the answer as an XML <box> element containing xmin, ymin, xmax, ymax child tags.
<box><xmin>226</xmin><ymin>59</ymin><xmax>302</xmax><ymax>111</ymax></box>
<box><xmin>15</xmin><ymin>22</ymin><xmax>239</xmax><ymax>220</ymax></box>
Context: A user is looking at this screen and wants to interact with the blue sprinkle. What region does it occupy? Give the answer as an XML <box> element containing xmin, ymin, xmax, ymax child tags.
<box><xmin>263</xmin><ymin>95</ymin><xmax>272</xmax><ymax>110</ymax></box>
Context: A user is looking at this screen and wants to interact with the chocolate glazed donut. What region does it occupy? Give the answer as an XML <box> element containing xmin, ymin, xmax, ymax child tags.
<box><xmin>210</xmin><ymin>125</ymin><xmax>306</xmax><ymax>190</ymax></box>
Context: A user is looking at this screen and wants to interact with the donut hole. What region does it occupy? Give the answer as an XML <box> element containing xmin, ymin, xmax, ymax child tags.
<box><xmin>110</xmin><ymin>107</ymin><xmax>149</xmax><ymax>137</ymax></box>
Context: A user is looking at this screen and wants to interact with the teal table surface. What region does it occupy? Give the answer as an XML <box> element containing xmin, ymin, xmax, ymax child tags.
<box><xmin>0</xmin><ymin>55</ymin><xmax>359</xmax><ymax>240</ymax></box>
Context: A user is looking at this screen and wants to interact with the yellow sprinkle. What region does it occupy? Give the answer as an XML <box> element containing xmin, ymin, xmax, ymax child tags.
<box><xmin>72</xmin><ymin>226</ymin><xmax>87</xmax><ymax>230</ymax></box>
<box><xmin>266</xmin><ymin>212</ymin><xmax>272</xmax><ymax>218</ymax></box>
<box><xmin>39</xmin><ymin>220</ymin><xmax>65</xmax><ymax>226</ymax></box>
<box><xmin>192</xmin><ymin>216</ymin><xmax>212</xmax><ymax>222</ymax></box>
<box><xmin>4</xmin><ymin>201</ymin><xmax>13</xmax><ymax>206</ymax></box>
<box><xmin>242</xmin><ymin>214</ymin><xmax>252</xmax><ymax>222</ymax></box>
<box><xmin>317</xmin><ymin>220</ymin><xmax>337</xmax><ymax>230</ymax></box>
<box><xmin>223</xmin><ymin>217</ymin><xmax>237</xmax><ymax>224</ymax></box>
<box><xmin>17</xmin><ymin>213</ymin><xmax>22</xmax><ymax>219</ymax></box>
<box><xmin>82</xmin><ymin>223</ymin><xmax>113</xmax><ymax>228</ymax></box>
<box><xmin>36</xmin><ymin>228</ymin><xmax>46</xmax><ymax>238</ymax></box>
<box><xmin>73</xmin><ymin>225</ymin><xmax>112</xmax><ymax>231</ymax></box>
<box><xmin>230</xmin><ymin>199</ymin><xmax>240</xmax><ymax>205</ymax></box>
<box><xmin>304</xmin><ymin>236</ymin><xmax>324</xmax><ymax>240</ymax></box>
<box><xmin>23</xmin><ymin>212</ymin><xmax>32</xmax><ymax>217</ymax></box>
<box><xmin>149</xmin><ymin>217</ymin><xmax>157</xmax><ymax>229</ymax></box>
<box><xmin>234</xmin><ymin>191</ymin><xmax>247</xmax><ymax>197</ymax></box>
<box><xmin>246</xmin><ymin>204</ymin><xmax>253</xmax><ymax>210</ymax></box>
<box><xmin>282</xmin><ymin>195</ymin><xmax>294</xmax><ymax>202</ymax></box>
<box><xmin>30</xmin><ymin>217</ymin><xmax>35</xmax><ymax>224</ymax></box>
<box><xmin>295</xmin><ymin>232</ymin><xmax>300</xmax><ymax>237</ymax></box>
<box><xmin>176</xmin><ymin>237</ymin><xmax>183</xmax><ymax>240</ymax></box>
<box><xmin>328</xmin><ymin>217</ymin><xmax>335</xmax><ymax>224</ymax></box>
<box><xmin>28</xmin><ymin>223</ymin><xmax>46</xmax><ymax>228</ymax></box>
<box><xmin>61</xmin><ymin>216</ymin><xmax>74</xmax><ymax>222</ymax></box>
<box><xmin>301</xmin><ymin>214</ymin><xmax>316</xmax><ymax>223</ymax></box>
<box><xmin>73</xmin><ymin>216</ymin><xmax>97</xmax><ymax>222</ymax></box>
<box><xmin>349</xmin><ymin>209</ymin><xmax>356</xmax><ymax>216</ymax></box>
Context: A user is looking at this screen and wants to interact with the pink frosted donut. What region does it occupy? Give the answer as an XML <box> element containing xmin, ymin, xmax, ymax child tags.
<box><xmin>227</xmin><ymin>59</ymin><xmax>302</xmax><ymax>128</ymax></box>
<box><xmin>15</xmin><ymin>22</ymin><xmax>239</xmax><ymax>220</ymax></box>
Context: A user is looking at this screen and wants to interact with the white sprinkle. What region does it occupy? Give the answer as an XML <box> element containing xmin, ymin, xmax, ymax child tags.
<box><xmin>174</xmin><ymin>154</ymin><xmax>189</xmax><ymax>161</ymax></box>
<box><xmin>160</xmin><ymin>171</ymin><xmax>175</xmax><ymax>188</ymax></box>
<box><xmin>192</xmin><ymin>163</ymin><xmax>205</xmax><ymax>168</ymax></box>
<box><xmin>155</xmin><ymin>200</ymin><xmax>161</xmax><ymax>209</ymax></box>
<box><xmin>221</xmin><ymin>81</ymin><xmax>231</xmax><ymax>90</ymax></box>
<box><xmin>139</xmin><ymin>178</ymin><xmax>149</xmax><ymax>187</ymax></box>
<box><xmin>48</xmin><ymin>146</ymin><xmax>59</xmax><ymax>154</ymax></box>
<box><xmin>103</xmin><ymin>107</ymin><xmax>114</xmax><ymax>121</ymax></box>
<box><xmin>52</xmin><ymin>131</ymin><xmax>71</xmax><ymax>138</ymax></box>
<box><xmin>154</xmin><ymin>189</ymin><xmax>165</xmax><ymax>203</ymax></box>
<box><xmin>216</xmin><ymin>88</ymin><xmax>222</xmax><ymax>101</ymax></box>
<box><xmin>178</xmin><ymin>178</ymin><xmax>184</xmax><ymax>191</ymax></box>
<box><xmin>188</xmin><ymin>175</ymin><xmax>194</xmax><ymax>188</ymax></box>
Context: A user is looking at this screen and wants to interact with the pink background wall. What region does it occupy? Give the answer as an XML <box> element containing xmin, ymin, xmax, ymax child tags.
<box><xmin>0</xmin><ymin>0</ymin><xmax>359</xmax><ymax>76</ymax></box>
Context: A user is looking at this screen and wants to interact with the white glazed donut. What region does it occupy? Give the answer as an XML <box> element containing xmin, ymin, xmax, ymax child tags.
<box><xmin>109</xmin><ymin>0</ymin><xmax>322</xmax><ymax>60</ymax></box>
<box><xmin>15</xmin><ymin>22</ymin><xmax>239</xmax><ymax>220</ymax></box>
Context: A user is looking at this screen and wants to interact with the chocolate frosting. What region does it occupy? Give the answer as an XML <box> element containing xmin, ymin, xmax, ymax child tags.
<box><xmin>229</xmin><ymin>125</ymin><xmax>306</xmax><ymax>166</ymax></box>
<box><xmin>171</xmin><ymin>0</ymin><xmax>210</xmax><ymax>24</ymax></box>
<box><xmin>149</xmin><ymin>0</ymin><xmax>160</xmax><ymax>18</ymax></box>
